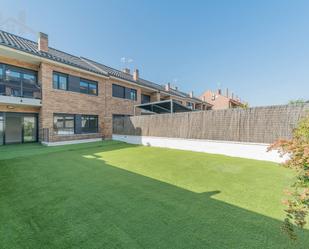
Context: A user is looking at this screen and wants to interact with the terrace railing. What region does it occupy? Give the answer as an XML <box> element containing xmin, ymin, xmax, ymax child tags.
<box><xmin>0</xmin><ymin>79</ymin><xmax>41</xmax><ymax>99</ymax></box>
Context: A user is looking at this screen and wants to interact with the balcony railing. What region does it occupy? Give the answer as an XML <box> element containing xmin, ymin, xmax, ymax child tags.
<box><xmin>0</xmin><ymin>79</ymin><xmax>41</xmax><ymax>99</ymax></box>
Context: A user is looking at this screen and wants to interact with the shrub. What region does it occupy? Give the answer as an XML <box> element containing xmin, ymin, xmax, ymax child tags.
<box><xmin>268</xmin><ymin>115</ymin><xmax>309</xmax><ymax>239</ymax></box>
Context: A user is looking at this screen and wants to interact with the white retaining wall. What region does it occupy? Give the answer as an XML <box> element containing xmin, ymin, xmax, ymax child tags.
<box><xmin>112</xmin><ymin>134</ymin><xmax>287</xmax><ymax>163</ymax></box>
<box><xmin>42</xmin><ymin>138</ymin><xmax>102</xmax><ymax>146</ymax></box>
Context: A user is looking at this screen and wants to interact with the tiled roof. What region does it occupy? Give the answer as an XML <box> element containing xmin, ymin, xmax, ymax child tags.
<box><xmin>0</xmin><ymin>30</ymin><xmax>106</xmax><ymax>76</ymax></box>
<box><xmin>81</xmin><ymin>58</ymin><xmax>203</xmax><ymax>101</ymax></box>
<box><xmin>0</xmin><ymin>30</ymin><xmax>206</xmax><ymax>103</ymax></box>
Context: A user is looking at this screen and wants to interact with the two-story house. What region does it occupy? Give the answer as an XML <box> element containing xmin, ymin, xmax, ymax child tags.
<box><xmin>200</xmin><ymin>89</ymin><xmax>245</xmax><ymax>110</ymax></box>
<box><xmin>0</xmin><ymin>30</ymin><xmax>211</xmax><ymax>145</ymax></box>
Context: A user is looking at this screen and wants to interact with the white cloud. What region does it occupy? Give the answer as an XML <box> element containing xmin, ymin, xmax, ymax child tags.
<box><xmin>120</xmin><ymin>57</ymin><xmax>134</xmax><ymax>64</ymax></box>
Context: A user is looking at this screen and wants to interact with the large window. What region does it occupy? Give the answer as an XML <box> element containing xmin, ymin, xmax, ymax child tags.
<box><xmin>80</xmin><ymin>79</ymin><xmax>98</xmax><ymax>95</ymax></box>
<box><xmin>53</xmin><ymin>114</ymin><xmax>75</xmax><ymax>135</ymax></box>
<box><xmin>1</xmin><ymin>65</ymin><xmax>38</xmax><ymax>98</ymax></box>
<box><xmin>112</xmin><ymin>84</ymin><xmax>137</xmax><ymax>101</ymax></box>
<box><xmin>81</xmin><ymin>115</ymin><xmax>98</xmax><ymax>133</ymax></box>
<box><xmin>53</xmin><ymin>72</ymin><xmax>68</xmax><ymax>90</ymax></box>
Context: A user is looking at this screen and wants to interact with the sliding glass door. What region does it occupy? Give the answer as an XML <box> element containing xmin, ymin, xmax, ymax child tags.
<box><xmin>23</xmin><ymin>116</ymin><xmax>37</xmax><ymax>142</ymax></box>
<box><xmin>1</xmin><ymin>113</ymin><xmax>38</xmax><ymax>145</ymax></box>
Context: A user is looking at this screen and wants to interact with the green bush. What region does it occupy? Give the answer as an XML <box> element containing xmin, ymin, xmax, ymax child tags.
<box><xmin>269</xmin><ymin>115</ymin><xmax>309</xmax><ymax>239</ymax></box>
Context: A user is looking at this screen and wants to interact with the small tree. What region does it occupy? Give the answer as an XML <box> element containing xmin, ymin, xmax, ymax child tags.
<box><xmin>268</xmin><ymin>115</ymin><xmax>309</xmax><ymax>239</ymax></box>
<box><xmin>240</xmin><ymin>102</ymin><xmax>249</xmax><ymax>109</ymax></box>
<box><xmin>288</xmin><ymin>99</ymin><xmax>306</xmax><ymax>106</ymax></box>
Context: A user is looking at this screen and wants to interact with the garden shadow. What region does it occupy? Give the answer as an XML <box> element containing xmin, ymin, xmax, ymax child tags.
<box><xmin>76</xmin><ymin>151</ymin><xmax>309</xmax><ymax>249</ymax></box>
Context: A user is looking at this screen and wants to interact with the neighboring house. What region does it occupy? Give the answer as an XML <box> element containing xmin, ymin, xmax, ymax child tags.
<box><xmin>0</xmin><ymin>30</ymin><xmax>211</xmax><ymax>145</ymax></box>
<box><xmin>200</xmin><ymin>89</ymin><xmax>245</xmax><ymax>110</ymax></box>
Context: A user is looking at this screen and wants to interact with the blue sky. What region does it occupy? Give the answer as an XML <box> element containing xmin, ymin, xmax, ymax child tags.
<box><xmin>0</xmin><ymin>0</ymin><xmax>309</xmax><ymax>106</ymax></box>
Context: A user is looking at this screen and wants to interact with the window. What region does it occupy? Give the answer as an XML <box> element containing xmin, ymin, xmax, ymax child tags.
<box><xmin>174</xmin><ymin>100</ymin><xmax>183</xmax><ymax>105</ymax></box>
<box><xmin>6</xmin><ymin>69</ymin><xmax>21</xmax><ymax>84</ymax></box>
<box><xmin>0</xmin><ymin>64</ymin><xmax>38</xmax><ymax>98</ymax></box>
<box><xmin>79</xmin><ymin>79</ymin><xmax>98</xmax><ymax>95</ymax></box>
<box><xmin>89</xmin><ymin>83</ymin><xmax>97</xmax><ymax>95</ymax></box>
<box><xmin>81</xmin><ymin>115</ymin><xmax>98</xmax><ymax>133</ymax></box>
<box><xmin>141</xmin><ymin>94</ymin><xmax>151</xmax><ymax>104</ymax></box>
<box><xmin>187</xmin><ymin>102</ymin><xmax>194</xmax><ymax>109</ymax></box>
<box><xmin>80</xmin><ymin>81</ymin><xmax>88</xmax><ymax>94</ymax></box>
<box><xmin>129</xmin><ymin>89</ymin><xmax>137</xmax><ymax>101</ymax></box>
<box><xmin>53</xmin><ymin>72</ymin><xmax>68</xmax><ymax>90</ymax></box>
<box><xmin>53</xmin><ymin>114</ymin><xmax>75</xmax><ymax>135</ymax></box>
<box><xmin>112</xmin><ymin>84</ymin><xmax>125</xmax><ymax>98</ymax></box>
<box><xmin>22</xmin><ymin>73</ymin><xmax>37</xmax><ymax>85</ymax></box>
<box><xmin>0</xmin><ymin>66</ymin><xmax>3</xmax><ymax>79</ymax></box>
<box><xmin>112</xmin><ymin>84</ymin><xmax>137</xmax><ymax>101</ymax></box>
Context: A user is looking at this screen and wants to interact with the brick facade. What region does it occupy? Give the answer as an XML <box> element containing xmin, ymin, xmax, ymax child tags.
<box><xmin>38</xmin><ymin>62</ymin><xmax>107</xmax><ymax>142</ymax></box>
<box><xmin>0</xmin><ymin>47</ymin><xmax>210</xmax><ymax>144</ymax></box>
<box><xmin>0</xmin><ymin>56</ymin><xmax>145</xmax><ymax>142</ymax></box>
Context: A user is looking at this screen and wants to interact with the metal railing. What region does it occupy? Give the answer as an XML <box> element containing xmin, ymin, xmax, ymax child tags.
<box><xmin>0</xmin><ymin>79</ymin><xmax>41</xmax><ymax>99</ymax></box>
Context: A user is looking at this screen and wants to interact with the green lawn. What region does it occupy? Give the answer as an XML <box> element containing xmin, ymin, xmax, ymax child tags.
<box><xmin>0</xmin><ymin>141</ymin><xmax>308</xmax><ymax>248</ymax></box>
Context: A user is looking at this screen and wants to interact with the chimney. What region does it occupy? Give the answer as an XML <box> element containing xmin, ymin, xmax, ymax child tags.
<box><xmin>231</xmin><ymin>93</ymin><xmax>234</xmax><ymax>99</ymax></box>
<box><xmin>133</xmin><ymin>69</ymin><xmax>139</xmax><ymax>81</ymax></box>
<box><xmin>165</xmin><ymin>82</ymin><xmax>171</xmax><ymax>91</ymax></box>
<box><xmin>123</xmin><ymin>68</ymin><xmax>130</xmax><ymax>74</ymax></box>
<box><xmin>217</xmin><ymin>89</ymin><xmax>222</xmax><ymax>95</ymax></box>
<box><xmin>38</xmin><ymin>32</ymin><xmax>48</xmax><ymax>52</ymax></box>
<box><xmin>189</xmin><ymin>91</ymin><xmax>194</xmax><ymax>98</ymax></box>
<box><xmin>226</xmin><ymin>88</ymin><xmax>229</xmax><ymax>98</ymax></box>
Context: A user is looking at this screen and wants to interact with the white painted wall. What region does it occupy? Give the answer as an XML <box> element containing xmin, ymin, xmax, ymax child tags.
<box><xmin>112</xmin><ymin>134</ymin><xmax>287</xmax><ymax>163</ymax></box>
<box><xmin>42</xmin><ymin>138</ymin><xmax>102</xmax><ymax>146</ymax></box>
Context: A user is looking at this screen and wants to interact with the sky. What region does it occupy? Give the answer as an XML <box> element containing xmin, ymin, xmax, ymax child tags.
<box><xmin>0</xmin><ymin>0</ymin><xmax>309</xmax><ymax>106</ymax></box>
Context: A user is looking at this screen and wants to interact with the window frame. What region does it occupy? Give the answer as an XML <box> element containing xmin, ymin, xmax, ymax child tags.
<box><xmin>141</xmin><ymin>94</ymin><xmax>151</xmax><ymax>104</ymax></box>
<box><xmin>129</xmin><ymin>88</ymin><xmax>137</xmax><ymax>101</ymax></box>
<box><xmin>112</xmin><ymin>84</ymin><xmax>137</xmax><ymax>101</ymax></box>
<box><xmin>0</xmin><ymin>63</ymin><xmax>38</xmax><ymax>98</ymax></box>
<box><xmin>79</xmin><ymin>78</ymin><xmax>98</xmax><ymax>96</ymax></box>
<box><xmin>53</xmin><ymin>71</ymin><xmax>68</xmax><ymax>91</ymax></box>
<box><xmin>81</xmin><ymin>115</ymin><xmax>98</xmax><ymax>133</ymax></box>
<box><xmin>53</xmin><ymin>114</ymin><xmax>75</xmax><ymax>135</ymax></box>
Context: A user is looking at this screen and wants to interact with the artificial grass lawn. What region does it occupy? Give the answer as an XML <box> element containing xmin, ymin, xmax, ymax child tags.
<box><xmin>0</xmin><ymin>141</ymin><xmax>308</xmax><ymax>248</ymax></box>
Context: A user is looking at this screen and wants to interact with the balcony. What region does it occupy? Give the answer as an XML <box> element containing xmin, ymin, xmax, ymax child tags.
<box><xmin>0</xmin><ymin>80</ymin><xmax>42</xmax><ymax>107</ymax></box>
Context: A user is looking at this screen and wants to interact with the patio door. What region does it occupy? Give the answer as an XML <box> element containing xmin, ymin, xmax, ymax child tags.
<box><xmin>3</xmin><ymin>113</ymin><xmax>38</xmax><ymax>144</ymax></box>
<box><xmin>23</xmin><ymin>116</ymin><xmax>37</xmax><ymax>142</ymax></box>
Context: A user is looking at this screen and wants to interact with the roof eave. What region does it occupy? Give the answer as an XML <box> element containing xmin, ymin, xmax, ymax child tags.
<box><xmin>0</xmin><ymin>44</ymin><xmax>109</xmax><ymax>79</ymax></box>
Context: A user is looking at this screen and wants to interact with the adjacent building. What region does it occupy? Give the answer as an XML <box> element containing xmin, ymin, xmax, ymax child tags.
<box><xmin>0</xmin><ymin>30</ymin><xmax>211</xmax><ymax>145</ymax></box>
<box><xmin>200</xmin><ymin>89</ymin><xmax>245</xmax><ymax>110</ymax></box>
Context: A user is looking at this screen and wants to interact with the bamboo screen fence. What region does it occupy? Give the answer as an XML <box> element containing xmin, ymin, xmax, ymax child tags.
<box><xmin>113</xmin><ymin>104</ymin><xmax>309</xmax><ymax>144</ymax></box>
